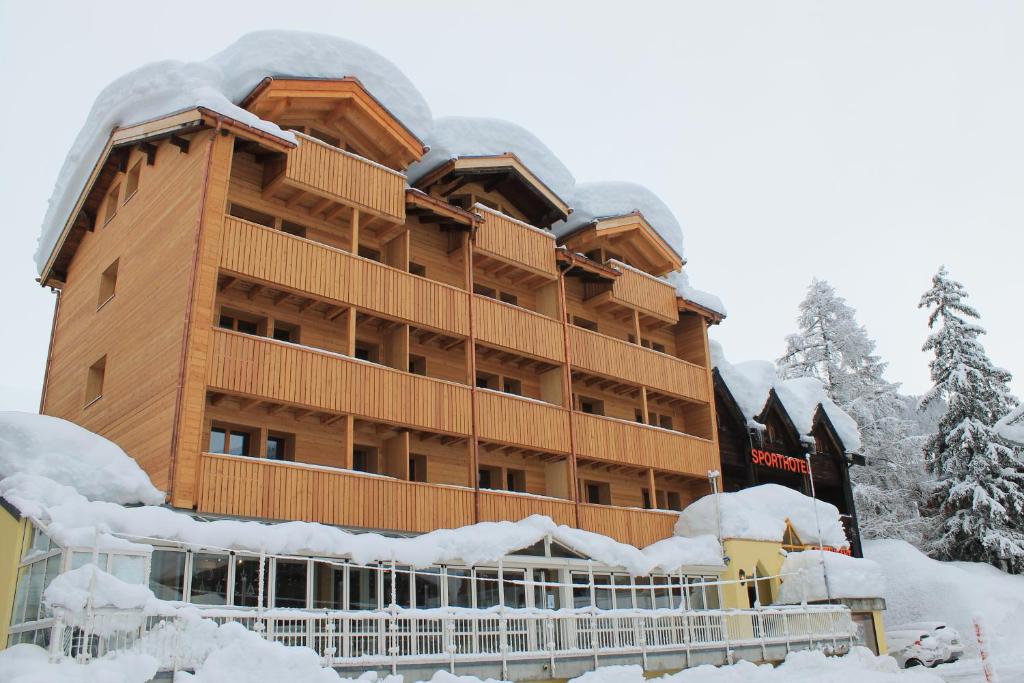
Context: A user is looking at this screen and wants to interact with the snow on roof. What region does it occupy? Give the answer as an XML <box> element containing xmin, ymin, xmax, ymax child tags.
<box><xmin>552</xmin><ymin>181</ymin><xmax>685</xmax><ymax>260</ymax></box>
<box><xmin>995</xmin><ymin>405</ymin><xmax>1024</xmax><ymax>445</ymax></box>
<box><xmin>0</xmin><ymin>412</ymin><xmax>165</xmax><ymax>506</ymax></box>
<box><xmin>665</xmin><ymin>271</ymin><xmax>727</xmax><ymax>317</ymax></box>
<box><xmin>711</xmin><ymin>343</ymin><xmax>862</xmax><ymax>452</ymax></box>
<box><xmin>35</xmin><ymin>30</ymin><xmax>432</xmax><ymax>275</ymax></box>
<box><xmin>776</xmin><ymin>550</ymin><xmax>885</xmax><ymax>603</ymax></box>
<box><xmin>675</xmin><ymin>483</ymin><xmax>850</xmax><ymax>548</ymax></box>
<box><xmin>407</xmin><ymin>116</ymin><xmax>576</xmax><ymax>202</ymax></box>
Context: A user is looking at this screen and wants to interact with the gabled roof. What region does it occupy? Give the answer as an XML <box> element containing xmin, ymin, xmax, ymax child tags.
<box><xmin>755</xmin><ymin>388</ymin><xmax>807</xmax><ymax>451</ymax></box>
<box><xmin>558</xmin><ymin>212</ymin><xmax>683</xmax><ymax>277</ymax></box>
<box><xmin>241</xmin><ymin>77</ymin><xmax>426</xmax><ymax>170</ymax></box>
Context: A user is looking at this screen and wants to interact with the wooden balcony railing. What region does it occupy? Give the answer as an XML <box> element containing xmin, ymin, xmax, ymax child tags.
<box><xmin>220</xmin><ymin>217</ymin><xmax>470</xmax><ymax>336</ymax></box>
<box><xmin>476</xmin><ymin>389</ymin><xmax>571</xmax><ymax>454</ymax></box>
<box><xmin>263</xmin><ymin>132</ymin><xmax>406</xmax><ymax>223</ymax></box>
<box><xmin>196</xmin><ymin>452</ymin><xmax>475</xmax><ymax>531</ymax></box>
<box><xmin>578</xmin><ymin>503</ymin><xmax>679</xmax><ymax>548</ymax></box>
<box><xmin>607</xmin><ymin>261</ymin><xmax>679</xmax><ymax>323</ymax></box>
<box><xmin>572</xmin><ymin>412</ymin><xmax>717</xmax><ymax>477</ymax></box>
<box><xmin>473</xmin><ymin>295</ymin><xmax>565</xmax><ymax>364</ymax></box>
<box><xmin>473</xmin><ymin>205</ymin><xmax>558</xmax><ymax>277</ymax></box>
<box><xmin>569</xmin><ymin>326</ymin><xmax>709</xmax><ymax>402</ymax></box>
<box><xmin>207</xmin><ymin>329</ymin><xmax>472</xmax><ymax>435</ymax></box>
<box><xmin>478</xmin><ymin>489</ymin><xmax>576</xmax><ymax>527</ymax></box>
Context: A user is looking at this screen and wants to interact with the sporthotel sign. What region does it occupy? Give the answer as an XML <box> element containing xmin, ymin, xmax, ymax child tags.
<box><xmin>750</xmin><ymin>448</ymin><xmax>809</xmax><ymax>475</ymax></box>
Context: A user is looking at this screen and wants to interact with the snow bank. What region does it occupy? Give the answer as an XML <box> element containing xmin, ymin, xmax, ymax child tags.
<box><xmin>408</xmin><ymin>117</ymin><xmax>575</xmax><ymax>201</ymax></box>
<box><xmin>0</xmin><ymin>412</ymin><xmax>164</xmax><ymax>505</ymax></box>
<box><xmin>866</xmin><ymin>538</ymin><xmax>1024</xmax><ymax>657</ymax></box>
<box><xmin>675</xmin><ymin>484</ymin><xmax>849</xmax><ymax>548</ymax></box>
<box><xmin>776</xmin><ymin>550</ymin><xmax>885</xmax><ymax>603</ymax></box>
<box><xmin>995</xmin><ymin>405</ymin><xmax>1024</xmax><ymax>445</ymax></box>
<box><xmin>0</xmin><ymin>643</ymin><xmax>158</xmax><ymax>683</ymax></box>
<box><xmin>36</xmin><ymin>30</ymin><xmax>432</xmax><ymax>274</ymax></box>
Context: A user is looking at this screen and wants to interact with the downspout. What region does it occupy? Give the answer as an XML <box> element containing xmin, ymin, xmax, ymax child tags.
<box><xmin>466</xmin><ymin>227</ymin><xmax>481</xmax><ymax>523</ymax></box>
<box><xmin>804</xmin><ymin>451</ymin><xmax>833</xmax><ymax>602</ymax></box>
<box><xmin>556</xmin><ymin>267</ymin><xmax>582</xmax><ymax>528</ymax></box>
<box><xmin>38</xmin><ymin>288</ymin><xmax>61</xmax><ymax>413</ymax></box>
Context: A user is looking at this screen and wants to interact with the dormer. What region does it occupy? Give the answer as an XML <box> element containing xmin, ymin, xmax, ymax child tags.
<box><xmin>414</xmin><ymin>153</ymin><xmax>571</xmax><ymax>228</ymax></box>
<box><xmin>240</xmin><ymin>77</ymin><xmax>426</xmax><ymax>170</ymax></box>
<box><xmin>558</xmin><ymin>212</ymin><xmax>682</xmax><ymax>277</ymax></box>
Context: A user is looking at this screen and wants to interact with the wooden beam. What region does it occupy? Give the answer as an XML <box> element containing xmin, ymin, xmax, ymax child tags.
<box><xmin>273</xmin><ymin>291</ymin><xmax>291</xmax><ymax>306</ymax></box>
<box><xmin>246</xmin><ymin>284</ymin><xmax>263</xmax><ymax>301</ymax></box>
<box><xmin>169</xmin><ymin>135</ymin><xmax>191</xmax><ymax>154</ymax></box>
<box><xmin>140</xmin><ymin>142</ymin><xmax>158</xmax><ymax>165</ymax></box>
<box><xmin>286</xmin><ymin>189</ymin><xmax>307</xmax><ymax>208</ymax></box>
<box><xmin>217</xmin><ymin>277</ymin><xmax>236</xmax><ymax>292</ymax></box>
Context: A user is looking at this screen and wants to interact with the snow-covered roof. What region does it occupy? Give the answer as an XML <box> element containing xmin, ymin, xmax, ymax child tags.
<box><xmin>995</xmin><ymin>405</ymin><xmax>1024</xmax><ymax>445</ymax></box>
<box><xmin>711</xmin><ymin>342</ymin><xmax>862</xmax><ymax>452</ymax></box>
<box><xmin>675</xmin><ymin>484</ymin><xmax>850</xmax><ymax>548</ymax></box>
<box><xmin>776</xmin><ymin>550</ymin><xmax>885</xmax><ymax>603</ymax></box>
<box><xmin>665</xmin><ymin>271</ymin><xmax>727</xmax><ymax>318</ymax></box>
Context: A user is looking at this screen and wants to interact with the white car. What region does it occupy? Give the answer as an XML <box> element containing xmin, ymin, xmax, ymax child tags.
<box><xmin>892</xmin><ymin>621</ymin><xmax>964</xmax><ymax>664</ymax></box>
<box><xmin>886</xmin><ymin>629</ymin><xmax>950</xmax><ymax>669</ymax></box>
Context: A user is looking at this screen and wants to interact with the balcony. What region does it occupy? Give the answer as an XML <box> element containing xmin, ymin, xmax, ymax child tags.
<box><xmin>578</xmin><ymin>503</ymin><xmax>679</xmax><ymax>548</ymax></box>
<box><xmin>585</xmin><ymin>261</ymin><xmax>679</xmax><ymax>325</ymax></box>
<box><xmin>262</xmin><ymin>132</ymin><xmax>406</xmax><ymax>224</ymax></box>
<box><xmin>572</xmin><ymin>412</ymin><xmax>717</xmax><ymax>477</ymax></box>
<box><xmin>196</xmin><ymin>452</ymin><xmax>475</xmax><ymax>531</ymax></box>
<box><xmin>473</xmin><ymin>295</ymin><xmax>565</xmax><ymax>364</ymax></box>
<box><xmin>478</xmin><ymin>489</ymin><xmax>576</xmax><ymax>526</ymax></box>
<box><xmin>476</xmin><ymin>389</ymin><xmax>571</xmax><ymax>454</ymax></box>
<box><xmin>473</xmin><ymin>205</ymin><xmax>558</xmax><ymax>285</ymax></box>
<box><xmin>207</xmin><ymin>329</ymin><xmax>472</xmax><ymax>435</ymax></box>
<box><xmin>220</xmin><ymin>217</ymin><xmax>470</xmax><ymax>336</ymax></box>
<box><xmin>569</xmin><ymin>326</ymin><xmax>710</xmax><ymax>402</ymax></box>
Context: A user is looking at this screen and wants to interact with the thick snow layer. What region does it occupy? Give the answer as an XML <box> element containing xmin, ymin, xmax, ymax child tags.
<box><xmin>44</xmin><ymin>564</ymin><xmax>156</xmax><ymax>613</ymax></box>
<box><xmin>552</xmin><ymin>181</ymin><xmax>685</xmax><ymax>259</ymax></box>
<box><xmin>711</xmin><ymin>342</ymin><xmax>777</xmax><ymax>423</ymax></box>
<box><xmin>0</xmin><ymin>644</ymin><xmax>159</xmax><ymax>683</ymax></box>
<box><xmin>36</xmin><ymin>30</ymin><xmax>432</xmax><ymax>275</ymax></box>
<box><xmin>995</xmin><ymin>405</ymin><xmax>1024</xmax><ymax>445</ymax></box>
<box><xmin>776</xmin><ymin>550</ymin><xmax>885</xmax><ymax>603</ymax></box>
<box><xmin>675</xmin><ymin>484</ymin><xmax>849</xmax><ymax>548</ymax></box>
<box><xmin>666</xmin><ymin>271</ymin><xmax>727</xmax><ymax>316</ymax></box>
<box><xmin>866</xmin><ymin>539</ymin><xmax>1024</xmax><ymax>658</ymax></box>
<box><xmin>408</xmin><ymin>117</ymin><xmax>575</xmax><ymax>201</ymax></box>
<box><xmin>0</xmin><ymin>412</ymin><xmax>164</xmax><ymax>505</ymax></box>
<box><xmin>2</xmin><ymin>474</ymin><xmax>721</xmax><ymax>574</ymax></box>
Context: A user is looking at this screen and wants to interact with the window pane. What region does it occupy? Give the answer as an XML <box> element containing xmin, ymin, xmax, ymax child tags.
<box><xmin>267</xmin><ymin>437</ymin><xmax>285</xmax><ymax>460</ymax></box>
<box><xmin>209</xmin><ymin>428</ymin><xmax>226</xmax><ymax>454</ymax></box>
<box><xmin>503</xmin><ymin>570</ymin><xmax>526</xmax><ymax>609</ymax></box>
<box><xmin>414</xmin><ymin>568</ymin><xmax>442</xmax><ymax>609</ymax></box>
<box><xmin>30</xmin><ymin>527</ymin><xmax>51</xmax><ymax>555</ymax></box>
<box><xmin>70</xmin><ymin>552</ymin><xmax>92</xmax><ymax>570</ymax></box>
<box><xmin>687</xmin><ymin>577</ymin><xmax>706</xmax><ymax>610</ymax></box>
<box><xmin>110</xmin><ymin>555</ymin><xmax>145</xmax><ymax>584</ymax></box>
<box><xmin>312</xmin><ymin>562</ymin><xmax>345</xmax><ymax>610</ymax></box>
<box><xmin>613</xmin><ymin>575</ymin><xmax>634</xmax><ymax>610</ymax></box>
<box><xmin>150</xmin><ymin>550</ymin><xmax>186</xmax><ymax>601</ymax></box>
<box><xmin>274</xmin><ymin>560</ymin><xmax>308</xmax><ymax>608</ymax></box>
<box><xmin>233</xmin><ymin>557</ymin><xmax>268</xmax><ymax>607</ymax></box>
<box><xmin>475</xmin><ymin>570</ymin><xmax>500</xmax><ymax>608</ymax></box>
<box><xmin>593</xmin><ymin>574</ymin><xmax>613</xmax><ymax>610</ymax></box>
<box><xmin>349</xmin><ymin>565</ymin><xmax>378</xmax><ymax>611</ymax></box>
<box><xmin>446</xmin><ymin>568</ymin><xmax>472</xmax><ymax>608</ymax></box>
<box><xmin>704</xmin><ymin>577</ymin><xmax>721</xmax><ymax>610</ymax></box>
<box><xmin>634</xmin><ymin>577</ymin><xmax>654</xmax><ymax>610</ymax></box>
<box><xmin>227</xmin><ymin>432</ymin><xmax>249</xmax><ymax>456</ymax></box>
<box><xmin>13</xmin><ymin>566</ymin><xmax>29</xmax><ymax>624</ymax></box>
<box><xmin>383</xmin><ymin>565</ymin><xmax>411</xmax><ymax>608</ymax></box>
<box><xmin>533</xmin><ymin>569</ymin><xmax>560</xmax><ymax>610</ymax></box>
<box><xmin>190</xmin><ymin>553</ymin><xmax>229</xmax><ymax>605</ymax></box>
<box><xmin>571</xmin><ymin>572</ymin><xmax>590</xmax><ymax>609</ymax></box>
<box><xmin>24</xmin><ymin>562</ymin><xmax>45</xmax><ymax>623</ymax></box>
<box><xmin>237</xmin><ymin>319</ymin><xmax>259</xmax><ymax>335</ymax></box>
<box><xmin>653</xmin><ymin>575</ymin><xmax>673</xmax><ymax>609</ymax></box>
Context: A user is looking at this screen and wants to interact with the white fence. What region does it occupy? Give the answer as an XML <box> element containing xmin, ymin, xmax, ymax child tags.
<box><xmin>51</xmin><ymin>604</ymin><xmax>856</xmax><ymax>675</ymax></box>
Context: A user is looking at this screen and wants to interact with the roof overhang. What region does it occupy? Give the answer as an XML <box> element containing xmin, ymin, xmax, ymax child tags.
<box><xmin>559</xmin><ymin>213</ymin><xmax>682</xmax><ymax>276</ymax></box>
<box><xmin>678</xmin><ymin>297</ymin><xmax>725</xmax><ymax>325</ymax></box>
<box><xmin>555</xmin><ymin>249</ymin><xmax>619</xmax><ymax>283</ymax></box>
<box><xmin>241</xmin><ymin>77</ymin><xmax>426</xmax><ymax>170</ymax></box>
<box><xmin>414</xmin><ymin>153</ymin><xmax>571</xmax><ymax>227</ymax></box>
<box><xmin>405</xmin><ymin>187</ymin><xmax>481</xmax><ymax>231</ymax></box>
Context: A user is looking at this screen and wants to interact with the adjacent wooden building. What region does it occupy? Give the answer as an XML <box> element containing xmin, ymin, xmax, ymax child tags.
<box><xmin>36</xmin><ymin>77</ymin><xmax>724</xmax><ymax>549</ymax></box>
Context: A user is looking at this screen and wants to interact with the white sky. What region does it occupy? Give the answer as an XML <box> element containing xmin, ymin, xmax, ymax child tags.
<box><xmin>1</xmin><ymin>0</ymin><xmax>1021</xmax><ymax>412</ymax></box>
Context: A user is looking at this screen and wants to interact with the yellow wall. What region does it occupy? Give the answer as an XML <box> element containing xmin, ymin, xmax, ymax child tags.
<box><xmin>0</xmin><ymin>509</ymin><xmax>29</xmax><ymax>647</ymax></box>
<box><xmin>720</xmin><ymin>538</ymin><xmax>785</xmax><ymax>609</ymax></box>
<box><xmin>873</xmin><ymin>609</ymin><xmax>888</xmax><ymax>655</ymax></box>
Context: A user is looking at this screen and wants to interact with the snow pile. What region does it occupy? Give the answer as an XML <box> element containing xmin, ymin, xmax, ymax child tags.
<box><xmin>44</xmin><ymin>564</ymin><xmax>155</xmax><ymax>613</ymax></box>
<box><xmin>675</xmin><ymin>484</ymin><xmax>849</xmax><ymax>548</ymax></box>
<box><xmin>776</xmin><ymin>550</ymin><xmax>885</xmax><ymax>603</ymax></box>
<box><xmin>995</xmin><ymin>405</ymin><xmax>1024</xmax><ymax>445</ymax></box>
<box><xmin>36</xmin><ymin>30</ymin><xmax>432</xmax><ymax>274</ymax></box>
<box><xmin>866</xmin><ymin>539</ymin><xmax>1024</xmax><ymax>657</ymax></box>
<box><xmin>0</xmin><ymin>644</ymin><xmax>158</xmax><ymax>683</ymax></box>
<box><xmin>408</xmin><ymin>117</ymin><xmax>575</xmax><ymax>201</ymax></box>
<box><xmin>0</xmin><ymin>411</ymin><xmax>164</xmax><ymax>505</ymax></box>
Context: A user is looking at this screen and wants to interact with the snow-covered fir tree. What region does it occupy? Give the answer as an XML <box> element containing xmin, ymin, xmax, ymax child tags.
<box><xmin>919</xmin><ymin>266</ymin><xmax>1024</xmax><ymax>572</ymax></box>
<box><xmin>779</xmin><ymin>279</ymin><xmax>929</xmax><ymax>545</ymax></box>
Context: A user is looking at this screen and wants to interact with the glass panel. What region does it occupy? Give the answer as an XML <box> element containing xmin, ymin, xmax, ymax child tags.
<box><xmin>653</xmin><ymin>575</ymin><xmax>673</xmax><ymax>609</ymax></box>
<box><xmin>613</xmin><ymin>575</ymin><xmax>634</xmax><ymax>610</ymax></box>
<box><xmin>634</xmin><ymin>576</ymin><xmax>654</xmax><ymax>610</ymax></box>
<box><xmin>12</xmin><ymin>565</ymin><xmax>29</xmax><ymax>624</ymax></box>
<box><xmin>233</xmin><ymin>556</ymin><xmax>268</xmax><ymax>607</ymax></box>
<box><xmin>150</xmin><ymin>550</ymin><xmax>186</xmax><ymax>601</ymax></box>
<box><xmin>274</xmin><ymin>560</ymin><xmax>308</xmax><ymax>608</ymax></box>
<box><xmin>312</xmin><ymin>562</ymin><xmax>345</xmax><ymax>610</ymax></box>
<box><xmin>687</xmin><ymin>577</ymin><xmax>706</xmax><ymax>610</ymax></box>
<box><xmin>502</xmin><ymin>570</ymin><xmax>527</xmax><ymax>609</ymax></box>
<box><xmin>533</xmin><ymin>569</ymin><xmax>560</xmax><ymax>610</ymax></box>
<box><xmin>190</xmin><ymin>553</ymin><xmax>229</xmax><ymax>605</ymax></box>
<box><xmin>24</xmin><ymin>561</ymin><xmax>45</xmax><ymax>623</ymax></box>
<box><xmin>42</xmin><ymin>556</ymin><xmax>61</xmax><ymax>610</ymax></box>
<box><xmin>414</xmin><ymin>568</ymin><xmax>442</xmax><ymax>609</ymax></box>
<box><xmin>704</xmin><ymin>576</ymin><xmax>721</xmax><ymax>610</ymax></box>
<box><xmin>227</xmin><ymin>432</ymin><xmax>249</xmax><ymax>457</ymax></box>
<box><xmin>30</xmin><ymin>527</ymin><xmax>51</xmax><ymax>555</ymax></box>
<box><xmin>446</xmin><ymin>568</ymin><xmax>472</xmax><ymax>608</ymax></box>
<box><xmin>593</xmin><ymin>573</ymin><xmax>613</xmax><ymax>610</ymax></box>
<box><xmin>348</xmin><ymin>565</ymin><xmax>378</xmax><ymax>610</ymax></box>
<box><xmin>70</xmin><ymin>552</ymin><xmax>91</xmax><ymax>570</ymax></box>
<box><xmin>383</xmin><ymin>565</ymin><xmax>411</xmax><ymax>608</ymax></box>
<box><xmin>110</xmin><ymin>555</ymin><xmax>145</xmax><ymax>584</ymax></box>
<box><xmin>571</xmin><ymin>572</ymin><xmax>590</xmax><ymax>609</ymax></box>
<box><xmin>209</xmin><ymin>428</ymin><xmax>226</xmax><ymax>454</ymax></box>
<box><xmin>475</xmin><ymin>570</ymin><xmax>500</xmax><ymax>609</ymax></box>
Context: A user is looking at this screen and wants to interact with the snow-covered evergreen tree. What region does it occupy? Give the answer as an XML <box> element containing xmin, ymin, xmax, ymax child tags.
<box><xmin>779</xmin><ymin>279</ymin><xmax>929</xmax><ymax>545</ymax></box>
<box><xmin>919</xmin><ymin>266</ymin><xmax>1024</xmax><ymax>572</ymax></box>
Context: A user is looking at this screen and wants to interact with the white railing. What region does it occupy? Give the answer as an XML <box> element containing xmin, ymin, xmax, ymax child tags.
<box><xmin>50</xmin><ymin>604</ymin><xmax>855</xmax><ymax>676</ymax></box>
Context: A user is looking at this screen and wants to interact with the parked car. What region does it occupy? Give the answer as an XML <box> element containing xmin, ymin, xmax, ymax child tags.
<box><xmin>892</xmin><ymin>621</ymin><xmax>964</xmax><ymax>663</ymax></box>
<box><xmin>886</xmin><ymin>629</ymin><xmax>950</xmax><ymax>669</ymax></box>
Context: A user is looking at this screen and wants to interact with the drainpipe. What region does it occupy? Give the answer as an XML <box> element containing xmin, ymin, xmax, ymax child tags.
<box><xmin>556</xmin><ymin>268</ymin><xmax>582</xmax><ymax>528</ymax></box>
<box><xmin>804</xmin><ymin>451</ymin><xmax>833</xmax><ymax>602</ymax></box>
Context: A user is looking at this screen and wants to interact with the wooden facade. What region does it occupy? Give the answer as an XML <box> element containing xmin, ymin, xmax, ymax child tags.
<box><xmin>38</xmin><ymin>78</ymin><xmax>724</xmax><ymax>549</ymax></box>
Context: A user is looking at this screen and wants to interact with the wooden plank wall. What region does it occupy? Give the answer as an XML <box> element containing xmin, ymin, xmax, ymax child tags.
<box><xmin>572</xmin><ymin>412</ymin><xmax>717</xmax><ymax>476</ymax></box>
<box><xmin>472</xmin><ymin>295</ymin><xmax>565</xmax><ymax>363</ymax></box>
<box><xmin>577</xmin><ymin>504</ymin><xmax>679</xmax><ymax>548</ymax></box>
<box><xmin>475</xmin><ymin>390</ymin><xmax>571</xmax><ymax>454</ymax></box>
<box><xmin>473</xmin><ymin>205</ymin><xmax>557</xmax><ymax>276</ymax></box>
<box><xmin>478</xmin><ymin>489</ymin><xmax>576</xmax><ymax>526</ymax></box>
<box><xmin>609</xmin><ymin>265</ymin><xmax>679</xmax><ymax>322</ymax></box>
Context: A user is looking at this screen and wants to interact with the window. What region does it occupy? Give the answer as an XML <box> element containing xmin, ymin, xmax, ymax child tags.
<box><xmin>666</xmin><ymin>491</ymin><xmax>682</xmax><ymax>511</ymax></box>
<box><xmin>218</xmin><ymin>310</ymin><xmax>262</xmax><ymax>335</ymax></box>
<box><xmin>408</xmin><ymin>355</ymin><xmax>427</xmax><ymax>376</ymax></box>
<box><xmin>478</xmin><ymin>466</ymin><xmax>497</xmax><ymax>489</ymax></box>
<box><xmin>266</xmin><ymin>433</ymin><xmax>292</xmax><ymax>461</ymax></box>
<box><xmin>578</xmin><ymin>397</ymin><xmax>604</xmax><ymax>416</ymax></box>
<box><xmin>280</xmin><ymin>220</ymin><xmax>308</xmax><ymax>238</ymax></box>
<box><xmin>446</xmin><ymin>568</ymin><xmax>473</xmax><ymax>608</ymax></box>
<box><xmin>312</xmin><ymin>562</ymin><xmax>345</xmax><ymax>610</ymax></box>
<box><xmin>210</xmin><ymin>426</ymin><xmax>252</xmax><ymax>457</ymax></box>
<box><xmin>475</xmin><ymin>569</ymin><xmax>501</xmax><ymax>608</ymax></box>
<box><xmin>572</xmin><ymin>316</ymin><xmax>598</xmax><ymax>332</ymax></box>
<box><xmin>354</xmin><ymin>341</ymin><xmax>379</xmax><ymax>363</ymax></box>
<box><xmin>505</xmin><ymin>468</ymin><xmax>526</xmax><ymax>492</ymax></box>
<box><xmin>272</xmin><ymin>322</ymin><xmax>298</xmax><ymax>343</ymax></box>
<box><xmin>308</xmin><ymin>128</ymin><xmax>341</xmax><ymax>147</ymax></box>
<box><xmin>358</xmin><ymin>246</ymin><xmax>381</xmax><ymax>262</ymax></box>
<box><xmin>414</xmin><ymin>568</ymin><xmax>442</xmax><ymax>608</ymax></box>
<box><xmin>653</xmin><ymin>575</ymin><xmax>675</xmax><ymax>609</ymax></box>
<box><xmin>473</xmin><ymin>284</ymin><xmax>497</xmax><ymax>299</ymax></box>
<box><xmin>534</xmin><ymin>568</ymin><xmax>561</xmax><ymax>610</ymax></box>
<box><xmin>583</xmin><ymin>481</ymin><xmax>610</xmax><ymax>505</ymax></box>
<box><xmin>499</xmin><ymin>291</ymin><xmax>518</xmax><ymax>306</ymax></box>
<box><xmin>85</xmin><ymin>356</ymin><xmax>106</xmax><ymax>406</ymax></box>
<box><xmin>353</xmin><ymin>446</ymin><xmax>379</xmax><ymax>474</ymax></box>
<box><xmin>634</xmin><ymin>408</ymin><xmax>645</xmax><ymax>424</ymax></box>
<box><xmin>103</xmin><ymin>184</ymin><xmax>120</xmax><ymax>224</ymax></box>
<box><xmin>659</xmin><ymin>415</ymin><xmax>674</xmax><ymax>430</ymax></box>
<box><xmin>349</xmin><ymin>564</ymin><xmax>378</xmax><ymax>610</ymax></box>
<box><xmin>652</xmin><ymin>342</ymin><xmax>666</xmax><ymax>354</ymax></box>
<box><xmin>613</xmin><ymin>575</ymin><xmax>635</xmax><ymax>609</ymax></box>
<box><xmin>476</xmin><ymin>372</ymin><xmax>497</xmax><ymax>390</ymax></box>
<box><xmin>383</xmin><ymin>565</ymin><xmax>412</xmax><ymax>608</ymax></box>
<box><xmin>190</xmin><ymin>553</ymin><xmax>229</xmax><ymax>605</ymax></box>
<box><xmin>124</xmin><ymin>160</ymin><xmax>142</xmax><ymax>202</ymax></box>
<box><xmin>502</xmin><ymin>378</ymin><xmax>522</xmax><ymax>396</ymax></box>
<box><xmin>571</xmin><ymin>572</ymin><xmax>590</xmax><ymax>608</ymax></box>
<box><xmin>274</xmin><ymin>559</ymin><xmax>308</xmax><ymax>608</ymax></box>
<box><xmin>110</xmin><ymin>555</ymin><xmax>145</xmax><ymax>584</ymax></box>
<box><xmin>97</xmin><ymin>259</ymin><xmax>119</xmax><ymax>308</ymax></box>
<box><xmin>229</xmin><ymin>203</ymin><xmax>274</xmax><ymax>227</ymax></box>
<box><xmin>642</xmin><ymin>488</ymin><xmax>652</xmax><ymax>510</ymax></box>
<box><xmin>233</xmin><ymin>556</ymin><xmax>269</xmax><ymax>607</ymax></box>
<box><xmin>409</xmin><ymin>262</ymin><xmax>426</xmax><ymax>277</ymax></box>
<box><xmin>409</xmin><ymin>454</ymin><xmax>427</xmax><ymax>482</ymax></box>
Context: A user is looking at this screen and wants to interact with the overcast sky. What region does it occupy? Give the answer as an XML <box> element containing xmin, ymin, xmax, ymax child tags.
<box><xmin>1</xmin><ymin>0</ymin><xmax>1021</xmax><ymax>413</ymax></box>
